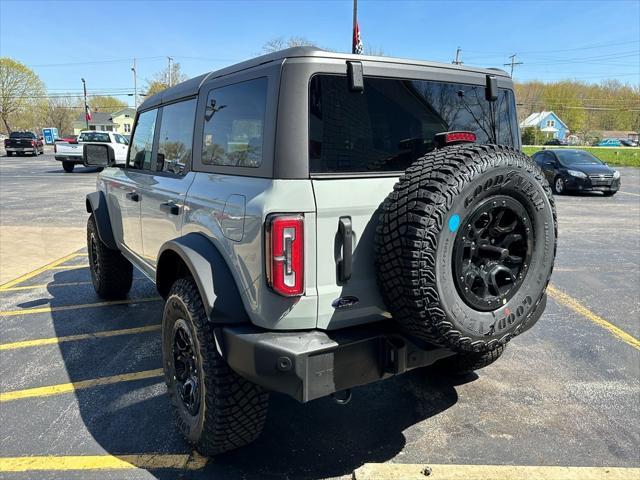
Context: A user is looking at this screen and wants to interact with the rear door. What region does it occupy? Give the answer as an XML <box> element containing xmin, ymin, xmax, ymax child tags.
<box><xmin>310</xmin><ymin>73</ymin><xmax>519</xmax><ymax>330</ymax></box>
<box><xmin>139</xmin><ymin>98</ymin><xmax>197</xmax><ymax>268</ymax></box>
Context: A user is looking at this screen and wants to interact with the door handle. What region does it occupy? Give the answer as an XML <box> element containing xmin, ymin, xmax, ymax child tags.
<box><xmin>337</xmin><ymin>216</ymin><xmax>352</xmax><ymax>283</ymax></box>
<box><xmin>126</xmin><ymin>192</ymin><xmax>139</xmax><ymax>202</ymax></box>
<box><xmin>160</xmin><ymin>202</ymin><xmax>180</xmax><ymax>215</ymax></box>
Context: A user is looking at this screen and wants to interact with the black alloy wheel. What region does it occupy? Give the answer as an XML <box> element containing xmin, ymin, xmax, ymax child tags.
<box><xmin>452</xmin><ymin>195</ymin><xmax>533</xmax><ymax>312</ymax></box>
<box><xmin>172</xmin><ymin>319</ymin><xmax>201</xmax><ymax>416</ymax></box>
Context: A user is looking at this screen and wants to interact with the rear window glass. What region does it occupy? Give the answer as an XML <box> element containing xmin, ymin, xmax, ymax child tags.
<box><xmin>10</xmin><ymin>132</ymin><xmax>36</xmax><ymax>139</ymax></box>
<box><xmin>79</xmin><ymin>132</ymin><xmax>111</xmax><ymax>143</ymax></box>
<box><xmin>309</xmin><ymin>75</ymin><xmax>518</xmax><ymax>174</ymax></box>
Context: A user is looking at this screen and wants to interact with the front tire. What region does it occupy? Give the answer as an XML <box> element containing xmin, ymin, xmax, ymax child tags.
<box><xmin>553</xmin><ymin>176</ymin><xmax>565</xmax><ymax>194</ymax></box>
<box><xmin>87</xmin><ymin>214</ymin><xmax>132</xmax><ymax>299</ymax></box>
<box><xmin>162</xmin><ymin>277</ymin><xmax>269</xmax><ymax>456</ymax></box>
<box><xmin>63</xmin><ymin>161</ymin><xmax>74</xmax><ymax>173</ymax></box>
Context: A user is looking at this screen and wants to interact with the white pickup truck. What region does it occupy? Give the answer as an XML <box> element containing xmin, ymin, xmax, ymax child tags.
<box><xmin>55</xmin><ymin>131</ymin><xmax>129</xmax><ymax>172</ymax></box>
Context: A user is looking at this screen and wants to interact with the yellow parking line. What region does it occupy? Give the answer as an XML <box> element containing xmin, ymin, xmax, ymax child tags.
<box><xmin>547</xmin><ymin>284</ymin><xmax>640</xmax><ymax>351</ymax></box>
<box><xmin>0</xmin><ymin>277</ymin><xmax>147</xmax><ymax>292</ymax></box>
<box><xmin>0</xmin><ymin>252</ymin><xmax>85</xmax><ymax>291</ymax></box>
<box><xmin>0</xmin><ymin>324</ymin><xmax>161</xmax><ymax>351</ymax></box>
<box><xmin>0</xmin><ymin>452</ymin><xmax>207</xmax><ymax>472</ymax></box>
<box><xmin>49</xmin><ymin>264</ymin><xmax>89</xmax><ymax>270</ymax></box>
<box><xmin>0</xmin><ymin>281</ymin><xmax>94</xmax><ymax>292</ymax></box>
<box><xmin>0</xmin><ymin>297</ymin><xmax>162</xmax><ymax>317</ymax></box>
<box><xmin>0</xmin><ymin>368</ymin><xmax>164</xmax><ymax>402</ymax></box>
<box><xmin>354</xmin><ymin>463</ymin><xmax>640</xmax><ymax>480</ymax></box>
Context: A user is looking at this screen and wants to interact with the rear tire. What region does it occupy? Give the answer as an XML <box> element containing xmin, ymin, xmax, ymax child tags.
<box><xmin>435</xmin><ymin>345</ymin><xmax>505</xmax><ymax>375</ymax></box>
<box><xmin>6</xmin><ymin>152</ymin><xmax>12</xmax><ymax>157</ymax></box>
<box><xmin>87</xmin><ymin>214</ymin><xmax>132</xmax><ymax>299</ymax></box>
<box><xmin>63</xmin><ymin>161</ymin><xmax>74</xmax><ymax>173</ymax></box>
<box><xmin>163</xmin><ymin>277</ymin><xmax>269</xmax><ymax>456</ymax></box>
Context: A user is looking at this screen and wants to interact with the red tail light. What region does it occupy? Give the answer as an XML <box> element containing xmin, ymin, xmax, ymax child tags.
<box><xmin>434</xmin><ymin>131</ymin><xmax>477</xmax><ymax>148</ymax></box>
<box><xmin>265</xmin><ymin>214</ymin><xmax>304</xmax><ymax>296</ymax></box>
<box><xmin>31</xmin><ymin>140</ymin><xmax>37</xmax><ymax>147</ymax></box>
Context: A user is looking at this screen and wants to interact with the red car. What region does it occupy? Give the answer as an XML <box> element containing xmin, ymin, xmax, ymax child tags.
<box><xmin>4</xmin><ymin>131</ymin><xmax>44</xmax><ymax>156</ymax></box>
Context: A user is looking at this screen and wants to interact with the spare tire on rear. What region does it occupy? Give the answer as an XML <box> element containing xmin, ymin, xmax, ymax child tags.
<box><xmin>375</xmin><ymin>144</ymin><xmax>557</xmax><ymax>353</ymax></box>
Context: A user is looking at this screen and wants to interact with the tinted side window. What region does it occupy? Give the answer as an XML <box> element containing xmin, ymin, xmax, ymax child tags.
<box><xmin>201</xmin><ymin>77</ymin><xmax>267</xmax><ymax>168</ymax></box>
<box><xmin>157</xmin><ymin>99</ymin><xmax>197</xmax><ymax>174</ymax></box>
<box><xmin>309</xmin><ymin>75</ymin><xmax>518</xmax><ymax>173</ymax></box>
<box><xmin>128</xmin><ymin>109</ymin><xmax>158</xmax><ymax>170</ymax></box>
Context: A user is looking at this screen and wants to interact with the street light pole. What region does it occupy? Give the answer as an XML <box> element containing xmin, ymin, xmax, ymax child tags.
<box><xmin>81</xmin><ymin>78</ymin><xmax>89</xmax><ymax>130</ymax></box>
<box><xmin>131</xmin><ymin>59</ymin><xmax>138</xmax><ymax>109</ymax></box>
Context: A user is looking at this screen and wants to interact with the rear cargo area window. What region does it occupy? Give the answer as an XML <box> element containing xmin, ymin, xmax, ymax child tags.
<box><xmin>201</xmin><ymin>77</ymin><xmax>267</xmax><ymax>168</ymax></box>
<box><xmin>309</xmin><ymin>75</ymin><xmax>518</xmax><ymax>174</ymax></box>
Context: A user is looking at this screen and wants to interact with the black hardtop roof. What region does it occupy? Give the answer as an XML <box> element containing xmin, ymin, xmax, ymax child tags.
<box><xmin>139</xmin><ymin>46</ymin><xmax>511</xmax><ymax>111</ymax></box>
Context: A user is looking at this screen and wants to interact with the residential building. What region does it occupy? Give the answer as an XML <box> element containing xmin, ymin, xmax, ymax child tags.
<box><xmin>72</xmin><ymin>107</ymin><xmax>136</xmax><ymax>135</ymax></box>
<box><xmin>520</xmin><ymin>111</ymin><xmax>569</xmax><ymax>141</ymax></box>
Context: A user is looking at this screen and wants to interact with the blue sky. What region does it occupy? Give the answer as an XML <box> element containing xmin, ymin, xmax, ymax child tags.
<box><xmin>1</xmin><ymin>0</ymin><xmax>638</xmax><ymax>107</ymax></box>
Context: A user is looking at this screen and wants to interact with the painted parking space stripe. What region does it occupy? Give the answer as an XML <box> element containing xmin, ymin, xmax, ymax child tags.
<box><xmin>49</xmin><ymin>264</ymin><xmax>90</xmax><ymax>270</ymax></box>
<box><xmin>0</xmin><ymin>280</ymin><xmax>94</xmax><ymax>292</ymax></box>
<box><xmin>0</xmin><ymin>297</ymin><xmax>162</xmax><ymax>317</ymax></box>
<box><xmin>0</xmin><ymin>252</ymin><xmax>85</xmax><ymax>291</ymax></box>
<box><xmin>617</xmin><ymin>190</ymin><xmax>640</xmax><ymax>197</ymax></box>
<box><xmin>0</xmin><ymin>368</ymin><xmax>164</xmax><ymax>402</ymax></box>
<box><xmin>354</xmin><ymin>463</ymin><xmax>640</xmax><ymax>480</ymax></box>
<box><xmin>547</xmin><ymin>284</ymin><xmax>640</xmax><ymax>350</ymax></box>
<box><xmin>0</xmin><ymin>324</ymin><xmax>161</xmax><ymax>351</ymax></box>
<box><xmin>0</xmin><ymin>452</ymin><xmax>208</xmax><ymax>472</ymax></box>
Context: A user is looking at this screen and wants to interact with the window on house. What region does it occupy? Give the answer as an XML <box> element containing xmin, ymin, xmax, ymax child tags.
<box><xmin>124</xmin><ymin>124</ymin><xmax>131</xmax><ymax>133</ymax></box>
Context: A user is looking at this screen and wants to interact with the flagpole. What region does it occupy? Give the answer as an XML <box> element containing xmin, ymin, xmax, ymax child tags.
<box><xmin>81</xmin><ymin>78</ymin><xmax>88</xmax><ymax>130</ymax></box>
<box><xmin>352</xmin><ymin>0</ymin><xmax>357</xmax><ymax>54</ymax></box>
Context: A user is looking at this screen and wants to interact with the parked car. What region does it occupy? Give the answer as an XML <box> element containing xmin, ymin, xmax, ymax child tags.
<box><xmin>532</xmin><ymin>149</ymin><xmax>620</xmax><ymax>196</ymax></box>
<box><xmin>4</xmin><ymin>131</ymin><xmax>44</xmax><ymax>156</ymax></box>
<box><xmin>55</xmin><ymin>130</ymin><xmax>128</xmax><ymax>172</ymax></box>
<box><xmin>544</xmin><ymin>138</ymin><xmax>567</xmax><ymax>146</ymax></box>
<box><xmin>55</xmin><ymin>135</ymin><xmax>78</xmax><ymax>143</ymax></box>
<box><xmin>597</xmin><ymin>138</ymin><xmax>622</xmax><ymax>147</ymax></box>
<box><xmin>620</xmin><ymin>139</ymin><xmax>638</xmax><ymax>147</ymax></box>
<box><xmin>82</xmin><ymin>47</ymin><xmax>557</xmax><ymax>456</ymax></box>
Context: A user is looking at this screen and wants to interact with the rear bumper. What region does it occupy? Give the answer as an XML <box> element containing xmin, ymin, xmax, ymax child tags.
<box><xmin>216</xmin><ymin>322</ymin><xmax>455</xmax><ymax>403</ymax></box>
<box><xmin>55</xmin><ymin>156</ymin><xmax>83</xmax><ymax>163</ymax></box>
<box><xmin>6</xmin><ymin>147</ymin><xmax>36</xmax><ymax>153</ymax></box>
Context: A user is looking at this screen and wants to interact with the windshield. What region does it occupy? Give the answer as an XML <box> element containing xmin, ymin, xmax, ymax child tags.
<box><xmin>79</xmin><ymin>132</ymin><xmax>111</xmax><ymax>143</ymax></box>
<box><xmin>10</xmin><ymin>132</ymin><xmax>36</xmax><ymax>139</ymax></box>
<box><xmin>556</xmin><ymin>150</ymin><xmax>603</xmax><ymax>166</ymax></box>
<box><xmin>309</xmin><ymin>75</ymin><xmax>519</xmax><ymax>173</ymax></box>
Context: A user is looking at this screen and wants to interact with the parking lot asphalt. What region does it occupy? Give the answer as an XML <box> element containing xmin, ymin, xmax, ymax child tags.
<box><xmin>0</xmin><ymin>153</ymin><xmax>638</xmax><ymax>479</ymax></box>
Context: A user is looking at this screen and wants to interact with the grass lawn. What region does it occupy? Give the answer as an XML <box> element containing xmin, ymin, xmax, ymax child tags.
<box><xmin>521</xmin><ymin>146</ymin><xmax>640</xmax><ymax>167</ymax></box>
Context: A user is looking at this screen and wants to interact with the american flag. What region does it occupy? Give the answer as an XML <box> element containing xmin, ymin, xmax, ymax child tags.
<box><xmin>353</xmin><ymin>20</ymin><xmax>363</xmax><ymax>55</ymax></box>
<box><xmin>85</xmin><ymin>105</ymin><xmax>92</xmax><ymax>122</ymax></box>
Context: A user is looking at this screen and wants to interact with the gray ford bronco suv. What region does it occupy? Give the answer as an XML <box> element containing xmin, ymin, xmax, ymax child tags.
<box><xmin>83</xmin><ymin>47</ymin><xmax>557</xmax><ymax>455</ymax></box>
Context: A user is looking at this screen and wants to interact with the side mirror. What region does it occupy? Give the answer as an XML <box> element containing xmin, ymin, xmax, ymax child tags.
<box><xmin>83</xmin><ymin>143</ymin><xmax>116</xmax><ymax>168</ymax></box>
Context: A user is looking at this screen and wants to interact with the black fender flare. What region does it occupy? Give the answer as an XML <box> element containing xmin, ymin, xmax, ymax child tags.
<box><xmin>86</xmin><ymin>191</ymin><xmax>117</xmax><ymax>250</ymax></box>
<box><xmin>156</xmin><ymin>233</ymin><xmax>249</xmax><ymax>324</ymax></box>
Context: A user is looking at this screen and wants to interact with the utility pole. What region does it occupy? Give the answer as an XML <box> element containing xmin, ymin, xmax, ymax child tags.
<box><xmin>131</xmin><ymin>58</ymin><xmax>138</xmax><ymax>109</ymax></box>
<box><xmin>167</xmin><ymin>56</ymin><xmax>173</xmax><ymax>87</ymax></box>
<box><xmin>504</xmin><ymin>54</ymin><xmax>523</xmax><ymax>77</ymax></box>
<box><xmin>81</xmin><ymin>78</ymin><xmax>89</xmax><ymax>130</ymax></box>
<box><xmin>452</xmin><ymin>47</ymin><xmax>463</xmax><ymax>65</ymax></box>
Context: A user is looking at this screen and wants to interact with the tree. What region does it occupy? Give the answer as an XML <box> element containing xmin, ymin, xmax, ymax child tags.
<box><xmin>521</xmin><ymin>126</ymin><xmax>538</xmax><ymax>145</ymax></box>
<box><xmin>261</xmin><ymin>36</ymin><xmax>318</xmax><ymax>54</ymax></box>
<box><xmin>0</xmin><ymin>57</ymin><xmax>45</xmax><ymax>133</ymax></box>
<box><xmin>144</xmin><ymin>62</ymin><xmax>188</xmax><ymax>97</ymax></box>
<box><xmin>88</xmin><ymin>95</ymin><xmax>126</xmax><ymax>112</ymax></box>
<box><xmin>44</xmin><ymin>97</ymin><xmax>76</xmax><ymax>136</ymax></box>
